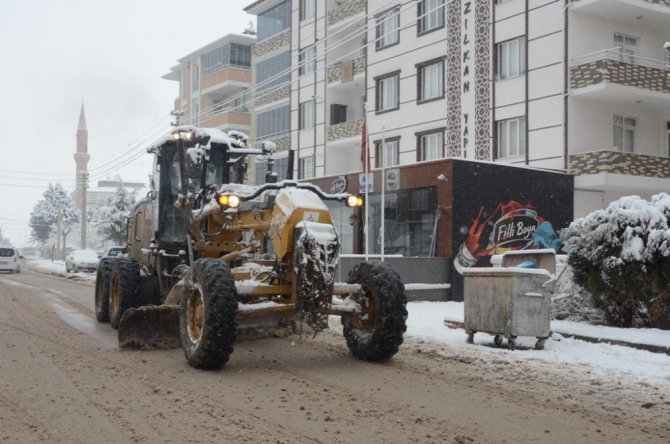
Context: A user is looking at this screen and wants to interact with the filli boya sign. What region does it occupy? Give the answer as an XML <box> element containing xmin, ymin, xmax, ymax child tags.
<box><xmin>455</xmin><ymin>200</ymin><xmax>563</xmax><ymax>270</ymax></box>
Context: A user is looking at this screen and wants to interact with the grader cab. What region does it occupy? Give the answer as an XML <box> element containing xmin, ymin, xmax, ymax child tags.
<box><xmin>94</xmin><ymin>127</ymin><xmax>407</xmax><ymax>370</ymax></box>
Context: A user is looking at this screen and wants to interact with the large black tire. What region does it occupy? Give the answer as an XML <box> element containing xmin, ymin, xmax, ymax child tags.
<box><xmin>342</xmin><ymin>261</ymin><xmax>407</xmax><ymax>362</ymax></box>
<box><xmin>109</xmin><ymin>257</ymin><xmax>141</xmax><ymax>329</ymax></box>
<box><xmin>94</xmin><ymin>258</ymin><xmax>113</xmax><ymax>323</ymax></box>
<box><xmin>179</xmin><ymin>259</ymin><xmax>238</xmax><ymax>370</ymax></box>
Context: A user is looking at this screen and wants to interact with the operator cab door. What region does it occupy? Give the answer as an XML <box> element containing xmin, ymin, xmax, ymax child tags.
<box><xmin>127</xmin><ymin>158</ymin><xmax>159</xmax><ymax>269</ymax></box>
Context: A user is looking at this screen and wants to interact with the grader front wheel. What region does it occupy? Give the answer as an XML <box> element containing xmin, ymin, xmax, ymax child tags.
<box><xmin>342</xmin><ymin>261</ymin><xmax>407</xmax><ymax>362</ymax></box>
<box><xmin>179</xmin><ymin>259</ymin><xmax>238</xmax><ymax>370</ymax></box>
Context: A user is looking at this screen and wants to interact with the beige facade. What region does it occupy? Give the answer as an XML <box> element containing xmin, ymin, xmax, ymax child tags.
<box><xmin>163</xmin><ymin>33</ymin><xmax>255</xmax><ymax>134</ymax></box>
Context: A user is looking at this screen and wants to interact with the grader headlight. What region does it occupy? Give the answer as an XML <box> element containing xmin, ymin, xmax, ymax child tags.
<box><xmin>217</xmin><ymin>193</ymin><xmax>240</xmax><ymax>208</ymax></box>
<box><xmin>346</xmin><ymin>194</ymin><xmax>363</xmax><ymax>207</ymax></box>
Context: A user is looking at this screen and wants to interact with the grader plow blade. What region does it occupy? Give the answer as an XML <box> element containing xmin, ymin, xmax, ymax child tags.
<box><xmin>118</xmin><ymin>305</ymin><xmax>181</xmax><ymax>350</ymax></box>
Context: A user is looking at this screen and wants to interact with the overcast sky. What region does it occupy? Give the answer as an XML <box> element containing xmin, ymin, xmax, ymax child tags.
<box><xmin>0</xmin><ymin>0</ymin><xmax>254</xmax><ymax>246</ymax></box>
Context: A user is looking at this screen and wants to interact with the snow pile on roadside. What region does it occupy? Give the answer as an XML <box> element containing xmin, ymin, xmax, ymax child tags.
<box><xmin>406</xmin><ymin>301</ymin><xmax>670</xmax><ymax>383</ymax></box>
<box><xmin>27</xmin><ymin>259</ymin><xmax>97</xmax><ymax>282</ymax></box>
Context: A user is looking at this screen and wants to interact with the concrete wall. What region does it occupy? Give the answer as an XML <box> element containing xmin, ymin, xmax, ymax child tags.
<box><xmin>336</xmin><ymin>256</ymin><xmax>452</xmax><ymax>302</ymax></box>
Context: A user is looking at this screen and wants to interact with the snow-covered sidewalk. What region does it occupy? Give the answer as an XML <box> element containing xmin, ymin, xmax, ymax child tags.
<box><xmin>414</xmin><ymin>301</ymin><xmax>670</xmax><ymax>383</ymax></box>
<box><xmin>27</xmin><ymin>259</ymin><xmax>96</xmax><ymax>283</ymax></box>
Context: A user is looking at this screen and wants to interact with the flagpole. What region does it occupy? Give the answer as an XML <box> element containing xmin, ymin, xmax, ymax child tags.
<box><xmin>363</xmin><ymin>102</ymin><xmax>369</xmax><ymax>261</ymax></box>
<box><xmin>381</xmin><ymin>123</ymin><xmax>386</xmax><ymax>262</ymax></box>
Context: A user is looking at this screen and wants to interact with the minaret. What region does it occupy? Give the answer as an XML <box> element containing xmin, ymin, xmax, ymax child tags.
<box><xmin>74</xmin><ymin>101</ymin><xmax>90</xmax><ymax>248</ymax></box>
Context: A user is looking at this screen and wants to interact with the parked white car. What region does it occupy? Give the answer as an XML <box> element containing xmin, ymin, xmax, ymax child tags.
<box><xmin>0</xmin><ymin>247</ymin><xmax>22</xmax><ymax>273</ymax></box>
<box><xmin>65</xmin><ymin>249</ymin><xmax>99</xmax><ymax>273</ymax></box>
<box><xmin>101</xmin><ymin>246</ymin><xmax>127</xmax><ymax>258</ymax></box>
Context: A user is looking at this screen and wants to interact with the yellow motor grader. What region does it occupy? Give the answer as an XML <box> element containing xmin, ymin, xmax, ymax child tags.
<box><xmin>94</xmin><ymin>127</ymin><xmax>407</xmax><ymax>370</ymax></box>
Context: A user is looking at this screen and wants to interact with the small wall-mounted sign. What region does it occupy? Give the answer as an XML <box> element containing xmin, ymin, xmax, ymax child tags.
<box><xmin>359</xmin><ymin>173</ymin><xmax>373</xmax><ymax>193</ymax></box>
<box><xmin>385</xmin><ymin>168</ymin><xmax>400</xmax><ymax>191</ymax></box>
<box><xmin>330</xmin><ymin>175</ymin><xmax>348</xmax><ymax>194</ymax></box>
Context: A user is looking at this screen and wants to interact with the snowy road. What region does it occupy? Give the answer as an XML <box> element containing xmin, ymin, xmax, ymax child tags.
<box><xmin>0</xmin><ymin>269</ymin><xmax>669</xmax><ymax>443</ymax></box>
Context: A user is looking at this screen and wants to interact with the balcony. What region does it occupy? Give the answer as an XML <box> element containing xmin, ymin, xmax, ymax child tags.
<box><xmin>253</xmin><ymin>84</ymin><xmax>290</xmax><ymax>108</ymax></box>
<box><xmin>328</xmin><ymin>119</ymin><xmax>363</xmax><ymax>142</ymax></box>
<box><xmin>327</xmin><ymin>0</ymin><xmax>365</xmax><ymax>27</ymax></box>
<box><xmin>570</xmin><ymin>49</ymin><xmax>670</xmax><ymax>103</ymax></box>
<box><xmin>200</xmin><ymin>67</ymin><xmax>251</xmax><ymax>95</ymax></box>
<box><xmin>327</xmin><ymin>55</ymin><xmax>366</xmax><ymax>85</ymax></box>
<box><xmin>570</xmin><ymin>0</ymin><xmax>670</xmax><ymax>32</ymax></box>
<box><xmin>255</xmin><ymin>29</ymin><xmax>290</xmax><ymax>59</ymax></box>
<box><xmin>570</xmin><ymin>150</ymin><xmax>670</xmax><ymax>193</ymax></box>
<box><xmin>200</xmin><ymin>109</ymin><xmax>250</xmax><ymax>130</ymax></box>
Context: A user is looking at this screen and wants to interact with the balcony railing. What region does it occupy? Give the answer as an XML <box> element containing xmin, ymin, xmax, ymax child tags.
<box><xmin>327</xmin><ymin>119</ymin><xmax>364</xmax><ymax>142</ymax></box>
<box><xmin>570</xmin><ymin>49</ymin><xmax>670</xmax><ymax>93</ymax></box>
<box><xmin>569</xmin><ymin>150</ymin><xmax>670</xmax><ymax>179</ymax></box>
<box><xmin>255</xmin><ymin>29</ymin><xmax>291</xmax><ymax>58</ymax></box>
<box><xmin>327</xmin><ymin>55</ymin><xmax>366</xmax><ymax>84</ymax></box>
<box><xmin>327</xmin><ymin>0</ymin><xmax>365</xmax><ymax>27</ymax></box>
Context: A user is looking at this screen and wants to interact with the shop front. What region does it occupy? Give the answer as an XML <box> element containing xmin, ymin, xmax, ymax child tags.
<box><xmin>307</xmin><ymin>158</ymin><xmax>574</xmax><ymax>300</ymax></box>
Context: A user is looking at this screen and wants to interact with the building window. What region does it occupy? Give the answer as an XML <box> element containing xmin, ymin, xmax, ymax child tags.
<box><xmin>299</xmin><ymin>100</ymin><xmax>315</xmax><ymax>130</ymax></box>
<box><xmin>614</xmin><ymin>32</ymin><xmax>637</xmax><ymax>63</ymax></box>
<box><xmin>181</xmin><ymin>69</ymin><xmax>189</xmax><ymax>101</ymax></box>
<box><xmin>299</xmin><ymin>156</ymin><xmax>315</xmax><ymax>179</ymax></box>
<box><xmin>257</xmin><ymin>0</ymin><xmax>291</xmax><ymax>41</ymax></box>
<box><xmin>613</xmin><ymin>115</ymin><xmax>636</xmax><ymax>153</ymax></box>
<box><xmin>300</xmin><ymin>0</ymin><xmax>315</xmax><ymax>21</ymax></box>
<box><xmin>256</xmin><ymin>105</ymin><xmax>290</xmax><ymax>138</ymax></box>
<box><xmin>255</xmin><ymin>156</ymin><xmax>290</xmax><ymax>185</ymax></box>
<box><xmin>375</xmin><ymin>138</ymin><xmax>400</xmax><ymax>168</ymax></box>
<box><xmin>257</xmin><ymin>51</ymin><xmax>291</xmax><ymax>90</ymax></box>
<box><xmin>192</xmin><ymin>64</ymin><xmax>199</xmax><ymax>92</ymax></box>
<box><xmin>202</xmin><ymin>43</ymin><xmax>251</xmax><ymax>75</ymax></box>
<box><xmin>191</xmin><ymin>99</ymin><xmax>199</xmax><ymax>125</ymax></box>
<box><xmin>418</xmin><ymin>0</ymin><xmax>445</xmax><ymax>34</ymax></box>
<box><xmin>417</xmin><ymin>130</ymin><xmax>444</xmax><ymax>161</ymax></box>
<box><xmin>417</xmin><ymin>58</ymin><xmax>444</xmax><ymax>102</ymax></box>
<box><xmin>376</xmin><ymin>7</ymin><xmax>400</xmax><ymax>50</ymax></box>
<box><xmin>496</xmin><ymin>37</ymin><xmax>525</xmax><ymax>80</ymax></box>
<box><xmin>375</xmin><ymin>71</ymin><xmax>400</xmax><ymax>113</ymax></box>
<box><xmin>497</xmin><ymin>117</ymin><xmax>526</xmax><ymax>158</ymax></box>
<box><xmin>299</xmin><ymin>45</ymin><xmax>316</xmax><ymax>76</ymax></box>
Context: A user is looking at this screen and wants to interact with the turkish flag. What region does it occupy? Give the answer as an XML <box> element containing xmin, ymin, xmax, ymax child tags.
<box><xmin>360</xmin><ymin>118</ymin><xmax>369</xmax><ymax>173</ymax></box>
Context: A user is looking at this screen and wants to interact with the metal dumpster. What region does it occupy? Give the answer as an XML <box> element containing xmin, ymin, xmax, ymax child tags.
<box><xmin>462</xmin><ymin>267</ymin><xmax>553</xmax><ymax>349</ymax></box>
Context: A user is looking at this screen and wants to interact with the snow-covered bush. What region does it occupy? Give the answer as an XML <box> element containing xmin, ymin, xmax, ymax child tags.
<box><xmin>563</xmin><ymin>193</ymin><xmax>670</xmax><ymax>329</ymax></box>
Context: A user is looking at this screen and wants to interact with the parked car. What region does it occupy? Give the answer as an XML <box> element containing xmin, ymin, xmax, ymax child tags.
<box><xmin>0</xmin><ymin>247</ymin><xmax>22</xmax><ymax>273</ymax></box>
<box><xmin>101</xmin><ymin>246</ymin><xmax>127</xmax><ymax>258</ymax></box>
<box><xmin>65</xmin><ymin>249</ymin><xmax>99</xmax><ymax>273</ymax></box>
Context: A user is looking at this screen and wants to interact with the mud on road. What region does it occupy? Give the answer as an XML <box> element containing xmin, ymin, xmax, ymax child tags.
<box><xmin>1</xmin><ymin>270</ymin><xmax>668</xmax><ymax>443</ymax></box>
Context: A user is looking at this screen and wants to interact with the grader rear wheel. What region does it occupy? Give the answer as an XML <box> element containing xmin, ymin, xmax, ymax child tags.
<box><xmin>109</xmin><ymin>257</ymin><xmax>140</xmax><ymax>329</ymax></box>
<box><xmin>94</xmin><ymin>258</ymin><xmax>113</xmax><ymax>323</ymax></box>
<box><xmin>179</xmin><ymin>259</ymin><xmax>238</xmax><ymax>370</ymax></box>
<box><xmin>342</xmin><ymin>261</ymin><xmax>407</xmax><ymax>362</ymax></box>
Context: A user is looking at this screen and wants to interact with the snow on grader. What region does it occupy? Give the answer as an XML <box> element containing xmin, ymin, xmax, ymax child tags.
<box><xmin>94</xmin><ymin>127</ymin><xmax>407</xmax><ymax>370</ymax></box>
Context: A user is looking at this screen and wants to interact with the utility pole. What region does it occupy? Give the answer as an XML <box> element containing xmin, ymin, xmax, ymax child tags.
<box><xmin>80</xmin><ymin>171</ymin><xmax>88</xmax><ymax>248</ymax></box>
<box><xmin>56</xmin><ymin>211</ymin><xmax>62</xmax><ymax>259</ymax></box>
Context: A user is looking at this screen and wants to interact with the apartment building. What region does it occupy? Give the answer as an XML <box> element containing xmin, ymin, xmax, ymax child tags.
<box><xmin>566</xmin><ymin>0</ymin><xmax>670</xmax><ymax>216</ymax></box>
<box><xmin>163</xmin><ymin>33</ymin><xmax>254</xmax><ymax>133</ymax></box>
<box><xmin>243</xmin><ymin>0</ymin><xmax>670</xmax><ymax>259</ymax></box>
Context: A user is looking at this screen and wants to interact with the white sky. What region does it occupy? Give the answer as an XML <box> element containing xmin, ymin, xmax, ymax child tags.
<box><xmin>0</xmin><ymin>0</ymin><xmax>255</xmax><ymax>246</ymax></box>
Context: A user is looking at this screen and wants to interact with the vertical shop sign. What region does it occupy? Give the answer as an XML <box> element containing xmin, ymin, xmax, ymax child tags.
<box><xmin>461</xmin><ymin>0</ymin><xmax>475</xmax><ymax>159</ymax></box>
